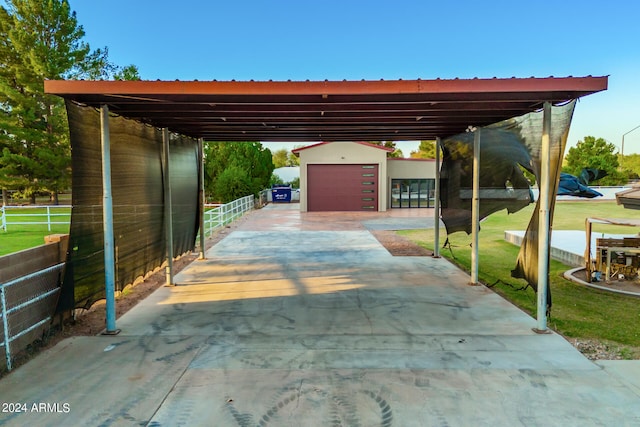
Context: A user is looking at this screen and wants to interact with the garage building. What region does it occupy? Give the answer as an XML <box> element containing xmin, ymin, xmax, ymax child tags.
<box><xmin>293</xmin><ymin>142</ymin><xmax>436</xmax><ymax>212</ymax></box>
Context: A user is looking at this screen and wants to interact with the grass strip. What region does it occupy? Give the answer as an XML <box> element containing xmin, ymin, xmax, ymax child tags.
<box><xmin>399</xmin><ymin>201</ymin><xmax>640</xmax><ymax>358</ymax></box>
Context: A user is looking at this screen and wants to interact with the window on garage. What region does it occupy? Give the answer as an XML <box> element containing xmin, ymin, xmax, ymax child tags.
<box><xmin>391</xmin><ymin>179</ymin><xmax>435</xmax><ymax>208</ymax></box>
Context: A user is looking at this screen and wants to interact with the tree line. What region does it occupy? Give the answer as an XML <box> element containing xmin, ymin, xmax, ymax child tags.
<box><xmin>562</xmin><ymin>136</ymin><xmax>635</xmax><ymax>186</ymax></box>
<box><xmin>0</xmin><ymin>0</ymin><xmax>274</xmax><ymax>207</ymax></box>
<box><xmin>204</xmin><ymin>141</ymin><xmax>274</xmax><ymax>203</ymax></box>
<box><xmin>0</xmin><ymin>0</ymin><xmax>140</xmax><ymax>205</ymax></box>
<box><xmin>213</xmin><ymin>137</ymin><xmax>636</xmax><ymax>201</ymax></box>
<box><xmin>396</xmin><ymin>138</ymin><xmax>634</xmax><ymax>186</ymax></box>
<box><xmin>0</xmin><ymin>1</ymin><xmax>632</xmax><ymax>207</ymax></box>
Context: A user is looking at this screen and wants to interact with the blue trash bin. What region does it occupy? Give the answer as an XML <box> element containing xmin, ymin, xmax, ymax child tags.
<box><xmin>272</xmin><ymin>185</ymin><xmax>292</xmax><ymax>203</ymax></box>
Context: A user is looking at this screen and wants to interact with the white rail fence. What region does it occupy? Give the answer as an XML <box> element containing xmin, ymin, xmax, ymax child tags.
<box><xmin>201</xmin><ymin>195</ymin><xmax>255</xmax><ymax>238</ymax></box>
<box><xmin>0</xmin><ymin>195</ymin><xmax>255</xmax><ymax>372</ymax></box>
<box><xmin>1</xmin><ymin>195</ymin><xmax>256</xmax><ymax>236</ymax></box>
<box><xmin>1</xmin><ymin>205</ymin><xmax>72</xmax><ymax>232</ymax></box>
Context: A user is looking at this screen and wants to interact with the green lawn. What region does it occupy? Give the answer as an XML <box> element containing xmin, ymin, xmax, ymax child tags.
<box><xmin>0</xmin><ymin>203</ymin><xmax>243</xmax><ymax>255</ymax></box>
<box><xmin>399</xmin><ymin>201</ymin><xmax>640</xmax><ymax>358</ymax></box>
<box><xmin>0</xmin><ymin>206</ymin><xmax>71</xmax><ymax>256</ymax></box>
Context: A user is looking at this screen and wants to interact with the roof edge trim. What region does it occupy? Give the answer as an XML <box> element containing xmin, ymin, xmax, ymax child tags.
<box><xmin>45</xmin><ymin>76</ymin><xmax>608</xmax><ymax>96</ymax></box>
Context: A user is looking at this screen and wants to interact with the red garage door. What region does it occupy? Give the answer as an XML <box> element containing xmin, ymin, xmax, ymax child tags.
<box><xmin>307</xmin><ymin>164</ymin><xmax>378</xmax><ymax>211</ymax></box>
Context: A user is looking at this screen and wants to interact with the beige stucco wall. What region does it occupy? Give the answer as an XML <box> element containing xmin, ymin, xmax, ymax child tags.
<box><xmin>297</xmin><ymin>142</ymin><xmax>389</xmax><ymax>212</ymax></box>
<box><xmin>387</xmin><ymin>158</ymin><xmax>436</xmax><ymax>179</ymax></box>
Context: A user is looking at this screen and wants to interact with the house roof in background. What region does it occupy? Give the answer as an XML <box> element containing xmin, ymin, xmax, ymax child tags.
<box><xmin>291</xmin><ymin>141</ymin><xmax>395</xmax><ymax>155</ymax></box>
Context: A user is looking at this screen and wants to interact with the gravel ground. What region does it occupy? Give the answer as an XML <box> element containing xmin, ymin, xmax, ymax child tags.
<box><xmin>567</xmin><ymin>338</ymin><xmax>629</xmax><ymax>360</ymax></box>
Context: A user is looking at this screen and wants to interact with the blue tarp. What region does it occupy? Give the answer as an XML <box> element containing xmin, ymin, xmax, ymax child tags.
<box><xmin>558</xmin><ymin>172</ymin><xmax>603</xmax><ymax>198</ymax></box>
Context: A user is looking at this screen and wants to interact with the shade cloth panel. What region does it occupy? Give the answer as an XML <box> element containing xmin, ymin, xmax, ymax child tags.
<box><xmin>439</xmin><ymin>101</ymin><xmax>576</xmax><ymax>300</ymax></box>
<box><xmin>59</xmin><ymin>101</ymin><xmax>200</xmax><ymax>310</ymax></box>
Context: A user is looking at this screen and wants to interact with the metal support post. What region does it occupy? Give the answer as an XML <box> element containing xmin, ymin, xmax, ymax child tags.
<box><xmin>433</xmin><ymin>137</ymin><xmax>441</xmax><ymax>258</ymax></box>
<box><xmin>100</xmin><ymin>105</ymin><xmax>119</xmax><ymax>335</ymax></box>
<box><xmin>163</xmin><ymin>128</ymin><xmax>175</xmax><ymax>286</ymax></box>
<box><xmin>470</xmin><ymin>128</ymin><xmax>481</xmax><ymax>285</ymax></box>
<box><xmin>535</xmin><ymin>101</ymin><xmax>552</xmax><ymax>333</ymax></box>
<box><xmin>198</xmin><ymin>138</ymin><xmax>206</xmax><ymax>259</ymax></box>
<box><xmin>584</xmin><ymin>218</ymin><xmax>592</xmax><ymax>280</ymax></box>
<box><xmin>1</xmin><ymin>286</ymin><xmax>12</xmax><ymax>370</ymax></box>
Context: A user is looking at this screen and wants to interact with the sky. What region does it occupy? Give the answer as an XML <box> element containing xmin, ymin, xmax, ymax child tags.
<box><xmin>65</xmin><ymin>0</ymin><xmax>640</xmax><ymax>157</ymax></box>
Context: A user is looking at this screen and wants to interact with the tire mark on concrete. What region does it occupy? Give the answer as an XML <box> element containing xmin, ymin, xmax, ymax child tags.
<box><xmin>329</xmin><ymin>392</ymin><xmax>361</xmax><ymax>427</ymax></box>
<box><xmin>154</xmin><ymin>342</ymin><xmax>201</xmax><ymax>363</ymax></box>
<box><xmin>145</xmin><ymin>381</ymin><xmax>197</xmax><ymax>427</ymax></box>
<box><xmin>430</xmin><ymin>408</ymin><xmax>451</xmax><ymax>427</ymax></box>
<box><xmin>362</xmin><ymin>390</ymin><xmax>393</xmax><ymax>427</ymax></box>
<box><xmin>225</xmin><ymin>396</ymin><xmax>255</xmax><ymax>427</ymax></box>
<box><xmin>91</xmin><ymin>337</ymin><xmax>205</xmax><ymax>426</ymax></box>
<box><xmin>355</xmin><ymin>288</ymin><xmax>374</xmax><ymax>335</ymax></box>
<box><xmin>92</xmin><ymin>368</ymin><xmax>161</xmax><ymax>427</ymax></box>
<box><xmin>224</xmin><ymin>377</ymin><xmax>394</xmax><ymax>427</ymax></box>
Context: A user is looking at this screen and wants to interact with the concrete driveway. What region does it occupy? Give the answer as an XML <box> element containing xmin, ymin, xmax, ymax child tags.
<box><xmin>1</xmin><ymin>204</ymin><xmax>639</xmax><ymax>426</ymax></box>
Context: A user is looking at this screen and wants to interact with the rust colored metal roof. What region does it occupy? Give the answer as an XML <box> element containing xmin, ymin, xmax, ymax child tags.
<box><xmin>44</xmin><ymin>76</ymin><xmax>607</xmax><ymax>141</ymax></box>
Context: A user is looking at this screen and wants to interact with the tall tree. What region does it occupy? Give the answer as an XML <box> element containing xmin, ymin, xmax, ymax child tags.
<box><xmin>204</xmin><ymin>141</ymin><xmax>275</xmax><ymax>201</ymax></box>
<box><xmin>563</xmin><ymin>136</ymin><xmax>627</xmax><ymax>185</ymax></box>
<box><xmin>369</xmin><ymin>141</ymin><xmax>403</xmax><ymax>158</ymax></box>
<box><xmin>213</xmin><ymin>165</ymin><xmax>253</xmax><ymax>203</ymax></box>
<box><xmin>114</xmin><ymin>64</ymin><xmax>141</xmax><ymax>81</ymax></box>
<box><xmin>410</xmin><ymin>140</ymin><xmax>437</xmax><ymax>159</ymax></box>
<box><xmin>272</xmin><ymin>148</ymin><xmax>289</xmax><ymax>168</ymax></box>
<box><xmin>0</xmin><ymin>0</ymin><xmax>138</xmax><ymax>203</ymax></box>
<box><xmin>619</xmin><ymin>153</ymin><xmax>640</xmax><ymax>180</ymax></box>
<box><xmin>287</xmin><ymin>147</ymin><xmax>301</xmax><ymax>166</ymax></box>
<box><xmin>272</xmin><ymin>148</ymin><xmax>300</xmax><ymax>167</ymax></box>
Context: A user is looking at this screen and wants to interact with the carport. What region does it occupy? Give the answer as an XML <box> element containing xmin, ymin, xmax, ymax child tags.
<box><xmin>45</xmin><ymin>76</ymin><xmax>607</xmax><ymax>335</ymax></box>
